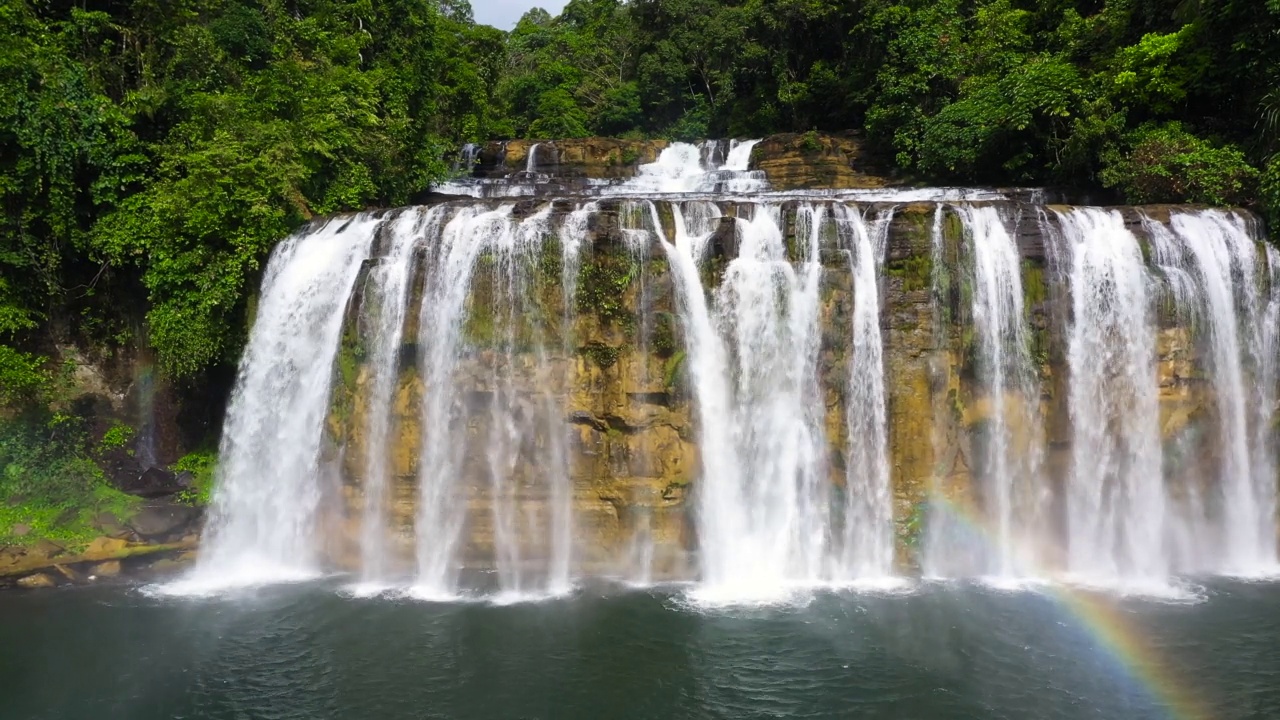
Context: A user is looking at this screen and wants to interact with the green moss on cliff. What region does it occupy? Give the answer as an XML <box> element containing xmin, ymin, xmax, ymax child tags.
<box><xmin>463</xmin><ymin>301</ymin><xmax>498</xmax><ymax>346</ymax></box>
<box><xmin>174</xmin><ymin>451</ymin><xmax>217</xmax><ymax>506</ymax></box>
<box><xmin>649</xmin><ymin>312</ymin><xmax>679</xmax><ymax>357</ymax></box>
<box><xmin>887</xmin><ymin>255</ymin><xmax>932</xmax><ymax>292</ymax></box>
<box><xmin>664</xmin><ymin>350</ymin><xmax>687</xmax><ymax>390</ymax></box>
<box><xmin>575</xmin><ymin>246</ymin><xmax>639</xmax><ymax>326</ymax></box>
<box><xmin>898</xmin><ymin>500</ymin><xmax>928</xmax><ymax>551</ymax></box>
<box><xmin>581</xmin><ymin>342</ymin><xmax>622</xmax><ymax>369</ymax></box>
<box><xmin>1022</xmin><ymin>261</ymin><xmax>1047</xmax><ymax>308</ymax></box>
<box><xmin>0</xmin><ymin>417</ymin><xmax>140</xmax><ymax>550</ymax></box>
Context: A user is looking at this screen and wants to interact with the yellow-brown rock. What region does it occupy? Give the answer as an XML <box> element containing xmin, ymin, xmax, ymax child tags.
<box><xmin>91</xmin><ymin>560</ymin><xmax>122</xmax><ymax>577</ymax></box>
<box><xmin>484</xmin><ymin>138</ymin><xmax>670</xmax><ymax>179</ymax></box>
<box><xmin>751</xmin><ymin>132</ymin><xmax>890</xmax><ymax>190</ymax></box>
<box><xmin>17</xmin><ymin>573</ymin><xmax>55</xmax><ymax>589</ymax></box>
<box><xmin>85</xmin><ymin>536</ymin><xmax>130</xmax><ymax>556</ymax></box>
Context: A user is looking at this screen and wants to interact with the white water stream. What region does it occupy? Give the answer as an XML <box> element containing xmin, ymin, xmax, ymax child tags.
<box><xmin>173</xmin><ymin>145</ymin><xmax>1280</xmax><ymax>601</ymax></box>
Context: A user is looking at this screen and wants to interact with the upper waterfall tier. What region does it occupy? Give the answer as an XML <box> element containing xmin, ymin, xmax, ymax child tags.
<box><xmin>434</xmin><ymin>136</ymin><xmax>1031</xmax><ymax>202</ymax></box>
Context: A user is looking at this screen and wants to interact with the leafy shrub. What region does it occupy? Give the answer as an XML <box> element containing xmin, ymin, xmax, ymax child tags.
<box><xmin>174</xmin><ymin>450</ymin><xmax>217</xmax><ymax>506</ymax></box>
<box><xmin>1100</xmin><ymin>123</ymin><xmax>1259</xmax><ymax>206</ymax></box>
<box><xmin>98</xmin><ymin>422</ymin><xmax>135</xmax><ymax>453</ymax></box>
<box><xmin>0</xmin><ymin>416</ymin><xmax>137</xmax><ymax>547</ymax></box>
<box><xmin>1260</xmin><ymin>156</ymin><xmax>1280</xmax><ymax>228</ymax></box>
<box><xmin>799</xmin><ymin>130</ymin><xmax>823</xmax><ymax>155</ymax></box>
<box><xmin>0</xmin><ymin>347</ymin><xmax>48</xmax><ymax>405</ymax></box>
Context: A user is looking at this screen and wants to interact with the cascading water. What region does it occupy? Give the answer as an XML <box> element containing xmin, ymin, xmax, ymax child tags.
<box><xmin>410</xmin><ymin>204</ymin><xmax>581</xmax><ymax>599</ymax></box>
<box><xmin>176</xmin><ymin>136</ymin><xmax>1280</xmax><ymax>601</ymax></box>
<box><xmin>927</xmin><ymin>206</ymin><xmax>1046</xmax><ymax>579</ymax></box>
<box><xmin>1054</xmin><ymin>208</ymin><xmax>1169</xmax><ymax>584</ymax></box>
<box><xmin>175</xmin><ymin>215</ymin><xmax>379</xmax><ymax>592</ymax></box>
<box><xmin>1164</xmin><ymin>210</ymin><xmax>1279</xmax><ymax>575</ymax></box>
<box><xmin>660</xmin><ymin>201</ymin><xmax>830</xmax><ymax>598</ymax></box>
<box><xmin>603</xmin><ymin>140</ymin><xmax>767</xmax><ymax>195</ymax></box>
<box><xmin>654</xmin><ymin>199</ymin><xmax>897</xmax><ymax>599</ymax></box>
<box><xmin>354</xmin><ymin>210</ymin><xmax>436</xmax><ymax>588</ymax></box>
<box><xmin>525</xmin><ymin>143</ymin><xmax>539</xmax><ymax>174</ymax></box>
<box><xmin>834</xmin><ymin>205</ymin><xmax>895</xmax><ymax>578</ymax></box>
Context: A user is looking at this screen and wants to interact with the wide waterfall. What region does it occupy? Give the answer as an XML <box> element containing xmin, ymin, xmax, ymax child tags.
<box><xmin>174</xmin><ymin>140</ymin><xmax>1280</xmax><ymax>601</ymax></box>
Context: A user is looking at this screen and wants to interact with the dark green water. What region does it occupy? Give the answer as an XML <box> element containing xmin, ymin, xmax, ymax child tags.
<box><xmin>1</xmin><ymin>579</ymin><xmax>1278</xmax><ymax>719</ymax></box>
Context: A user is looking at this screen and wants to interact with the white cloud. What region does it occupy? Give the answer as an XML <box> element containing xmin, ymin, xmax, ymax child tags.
<box><xmin>471</xmin><ymin>0</ymin><xmax>569</xmax><ymax>29</ymax></box>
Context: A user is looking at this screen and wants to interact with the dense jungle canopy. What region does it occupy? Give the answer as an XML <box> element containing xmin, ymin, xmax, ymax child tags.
<box><xmin>2</xmin><ymin>0</ymin><xmax>1280</xmax><ymax>388</ymax></box>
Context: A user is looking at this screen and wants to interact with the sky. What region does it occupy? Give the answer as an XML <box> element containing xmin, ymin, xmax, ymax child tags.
<box><xmin>472</xmin><ymin>0</ymin><xmax>568</xmax><ymax>29</ymax></box>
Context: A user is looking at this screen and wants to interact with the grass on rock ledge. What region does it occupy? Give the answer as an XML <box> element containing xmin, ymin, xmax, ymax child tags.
<box><xmin>0</xmin><ymin>416</ymin><xmax>141</xmax><ymax>551</ymax></box>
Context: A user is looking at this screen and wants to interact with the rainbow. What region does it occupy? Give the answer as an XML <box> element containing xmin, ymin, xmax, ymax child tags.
<box><xmin>925</xmin><ymin>495</ymin><xmax>1214</xmax><ymax>720</ymax></box>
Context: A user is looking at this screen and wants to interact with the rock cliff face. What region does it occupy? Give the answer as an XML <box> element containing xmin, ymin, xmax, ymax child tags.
<box><xmin>472</xmin><ymin>138</ymin><xmax>671</xmax><ymax>179</ymax></box>
<box><xmin>461</xmin><ymin>132</ymin><xmax>890</xmax><ymax>189</ymax></box>
<box><xmin>317</xmin><ymin>199</ymin><xmax>1252</xmax><ymax>577</ymax></box>
<box><xmin>750</xmin><ymin>133</ymin><xmax>889</xmax><ymax>190</ymax></box>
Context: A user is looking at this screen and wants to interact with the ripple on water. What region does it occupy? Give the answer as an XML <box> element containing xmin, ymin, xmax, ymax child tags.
<box><xmin>4</xmin><ymin>577</ymin><xmax>1280</xmax><ymax>719</ymax></box>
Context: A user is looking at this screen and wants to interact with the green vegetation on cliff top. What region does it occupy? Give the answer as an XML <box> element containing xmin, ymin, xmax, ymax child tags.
<box><xmin>3</xmin><ymin>0</ymin><xmax>1280</xmax><ymax>396</ymax></box>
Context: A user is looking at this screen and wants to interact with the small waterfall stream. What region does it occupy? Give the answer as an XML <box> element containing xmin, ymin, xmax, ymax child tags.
<box><xmin>836</xmin><ymin>205</ymin><xmax>894</xmax><ymax>579</ymax></box>
<box><xmin>1056</xmin><ymin>208</ymin><xmax>1168</xmax><ymax>584</ymax></box>
<box><xmin>176</xmin><ymin>141</ymin><xmax>1280</xmax><ymax>600</ymax></box>
<box><xmin>355</xmin><ymin>209</ymin><xmax>430</xmax><ymax>587</ymax></box>
<box><xmin>183</xmin><ymin>215</ymin><xmax>379</xmax><ymax>591</ymax></box>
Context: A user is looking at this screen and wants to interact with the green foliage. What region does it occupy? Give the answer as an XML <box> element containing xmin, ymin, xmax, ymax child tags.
<box><xmin>482</xmin><ymin>0</ymin><xmax>1278</xmax><ymax>214</ymax></box>
<box><xmin>0</xmin><ymin>415</ymin><xmax>138</xmax><ymax>548</ymax></box>
<box><xmin>2</xmin><ymin>0</ymin><xmax>1280</xmax><ymax>402</ymax></box>
<box><xmin>0</xmin><ymin>346</ymin><xmax>48</xmax><ymax>405</ymax></box>
<box><xmin>97</xmin><ymin>422</ymin><xmax>134</xmax><ymax>453</ymax></box>
<box><xmin>580</xmin><ymin>342</ymin><xmax>621</xmax><ymax>369</ymax></box>
<box><xmin>575</xmin><ymin>248</ymin><xmax>638</xmax><ymax>325</ymax></box>
<box><xmin>799</xmin><ymin>130</ymin><xmax>823</xmax><ymax>155</ymax></box>
<box><xmin>1261</xmin><ymin>157</ymin><xmax>1280</xmax><ymax>227</ymax></box>
<box><xmin>1111</xmin><ymin>28</ymin><xmax>1196</xmax><ymax>115</ymax></box>
<box><xmin>174</xmin><ymin>450</ymin><xmax>217</xmax><ymax>506</ymax></box>
<box><xmin>1</xmin><ymin>0</ymin><xmax>505</xmax><ymax>379</ymax></box>
<box><xmin>1101</xmin><ymin>124</ymin><xmax>1259</xmax><ymax>206</ymax></box>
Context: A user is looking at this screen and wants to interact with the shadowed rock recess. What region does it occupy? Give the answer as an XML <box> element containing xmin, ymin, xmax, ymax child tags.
<box><xmin>182</xmin><ymin>136</ymin><xmax>1280</xmax><ymax>599</ymax></box>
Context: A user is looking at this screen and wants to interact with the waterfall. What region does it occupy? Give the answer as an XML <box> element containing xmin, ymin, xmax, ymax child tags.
<box><xmin>835</xmin><ymin>205</ymin><xmax>894</xmax><ymax>578</ymax></box>
<box><xmin>525</xmin><ymin>143</ymin><xmax>539</xmax><ymax>174</ymax></box>
<box><xmin>178</xmin><ymin>214</ymin><xmax>378</xmax><ymax>592</ymax></box>
<box><xmin>172</xmin><ymin>139</ymin><xmax>1280</xmax><ymax>600</ymax></box>
<box><xmin>454</xmin><ymin>143</ymin><xmax>479</xmax><ymax>174</ymax></box>
<box><xmin>955</xmin><ymin>206</ymin><xmax>1045</xmax><ymax>578</ymax></box>
<box><xmin>410</xmin><ymin>204</ymin><xmax>580</xmax><ymax>599</ymax></box>
<box><xmin>605</xmin><ymin>140</ymin><xmax>766</xmax><ymax>195</ymax></box>
<box><xmin>616</xmin><ymin>201</ymin><xmax>660</xmax><ymax>584</ymax></box>
<box><xmin>656</xmin><ymin>200</ymin><xmax>895</xmax><ymax>599</ymax></box>
<box><xmin>1055</xmin><ymin>208</ymin><xmax>1168</xmax><ymax>584</ymax></box>
<box><xmin>355</xmin><ymin>210</ymin><xmax>435</xmax><ymax>588</ymax></box>
<box><xmin>1164</xmin><ymin>210</ymin><xmax>1278</xmax><ymax>574</ymax></box>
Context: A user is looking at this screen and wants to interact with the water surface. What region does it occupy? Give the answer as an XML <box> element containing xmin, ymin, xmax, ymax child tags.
<box><xmin>2</xmin><ymin>579</ymin><xmax>1278</xmax><ymax>719</ymax></box>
